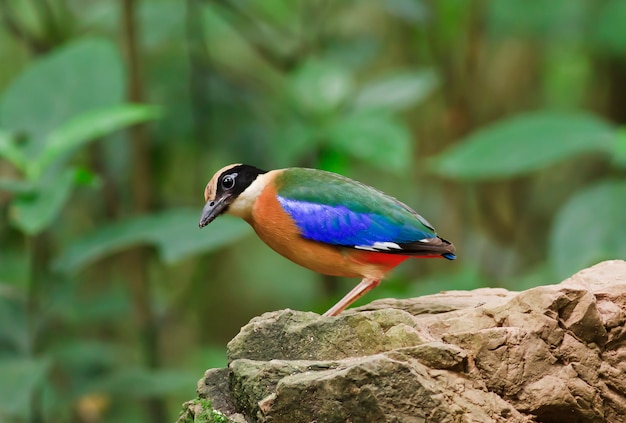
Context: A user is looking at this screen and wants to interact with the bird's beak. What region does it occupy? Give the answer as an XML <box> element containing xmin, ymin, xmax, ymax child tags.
<box><xmin>199</xmin><ymin>195</ymin><xmax>231</xmax><ymax>228</ymax></box>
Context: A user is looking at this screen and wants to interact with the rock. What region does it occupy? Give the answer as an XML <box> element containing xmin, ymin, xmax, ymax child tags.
<box><xmin>177</xmin><ymin>260</ymin><xmax>626</xmax><ymax>423</ymax></box>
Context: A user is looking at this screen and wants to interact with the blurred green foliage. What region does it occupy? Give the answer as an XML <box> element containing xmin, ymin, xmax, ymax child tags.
<box><xmin>0</xmin><ymin>0</ymin><xmax>625</xmax><ymax>422</ymax></box>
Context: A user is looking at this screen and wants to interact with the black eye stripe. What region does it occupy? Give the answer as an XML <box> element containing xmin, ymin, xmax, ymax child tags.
<box><xmin>215</xmin><ymin>165</ymin><xmax>267</xmax><ymax>198</ymax></box>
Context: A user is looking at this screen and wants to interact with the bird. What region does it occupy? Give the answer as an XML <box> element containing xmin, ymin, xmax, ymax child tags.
<box><xmin>199</xmin><ymin>164</ymin><xmax>455</xmax><ymax>317</ymax></box>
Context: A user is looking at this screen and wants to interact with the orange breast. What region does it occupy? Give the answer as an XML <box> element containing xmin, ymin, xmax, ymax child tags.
<box><xmin>248</xmin><ymin>182</ymin><xmax>407</xmax><ymax>279</ymax></box>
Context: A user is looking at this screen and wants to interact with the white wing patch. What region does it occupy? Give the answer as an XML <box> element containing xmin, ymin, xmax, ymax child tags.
<box><xmin>355</xmin><ymin>241</ymin><xmax>402</xmax><ymax>251</ymax></box>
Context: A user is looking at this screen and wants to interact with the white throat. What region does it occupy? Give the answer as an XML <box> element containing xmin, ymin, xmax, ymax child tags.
<box><xmin>227</xmin><ymin>171</ymin><xmax>275</xmax><ymax>220</ymax></box>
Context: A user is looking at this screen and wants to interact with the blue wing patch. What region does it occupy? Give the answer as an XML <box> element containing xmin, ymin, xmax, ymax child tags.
<box><xmin>277</xmin><ymin>196</ymin><xmax>434</xmax><ymax>248</ymax></box>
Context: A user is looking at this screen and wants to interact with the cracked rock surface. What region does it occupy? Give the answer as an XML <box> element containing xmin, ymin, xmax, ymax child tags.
<box><xmin>178</xmin><ymin>260</ymin><xmax>626</xmax><ymax>423</ymax></box>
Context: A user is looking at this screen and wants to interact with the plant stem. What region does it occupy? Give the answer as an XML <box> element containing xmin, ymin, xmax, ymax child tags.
<box><xmin>27</xmin><ymin>233</ymin><xmax>48</xmax><ymax>423</ymax></box>
<box><xmin>120</xmin><ymin>0</ymin><xmax>166</xmax><ymax>422</ymax></box>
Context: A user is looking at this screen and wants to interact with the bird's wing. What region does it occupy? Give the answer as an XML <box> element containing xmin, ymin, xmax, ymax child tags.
<box><xmin>275</xmin><ymin>168</ymin><xmax>453</xmax><ymax>256</ymax></box>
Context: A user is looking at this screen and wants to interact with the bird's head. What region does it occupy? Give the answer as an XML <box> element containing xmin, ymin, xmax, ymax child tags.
<box><xmin>199</xmin><ymin>163</ymin><xmax>267</xmax><ymax>228</ymax></box>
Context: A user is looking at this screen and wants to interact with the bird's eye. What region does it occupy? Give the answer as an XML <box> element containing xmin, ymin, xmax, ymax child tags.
<box><xmin>222</xmin><ymin>174</ymin><xmax>236</xmax><ymax>190</ymax></box>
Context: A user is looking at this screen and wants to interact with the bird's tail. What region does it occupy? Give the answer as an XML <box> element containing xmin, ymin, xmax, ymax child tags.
<box><xmin>439</xmin><ymin>237</ymin><xmax>456</xmax><ymax>260</ymax></box>
<box><xmin>379</xmin><ymin>236</ymin><xmax>456</xmax><ymax>259</ymax></box>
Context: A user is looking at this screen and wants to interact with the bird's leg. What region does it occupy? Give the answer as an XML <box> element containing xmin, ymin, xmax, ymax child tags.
<box><xmin>322</xmin><ymin>277</ymin><xmax>381</xmax><ymax>317</ymax></box>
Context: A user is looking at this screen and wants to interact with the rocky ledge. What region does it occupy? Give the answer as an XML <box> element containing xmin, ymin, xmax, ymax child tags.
<box><xmin>177</xmin><ymin>260</ymin><xmax>626</xmax><ymax>423</ymax></box>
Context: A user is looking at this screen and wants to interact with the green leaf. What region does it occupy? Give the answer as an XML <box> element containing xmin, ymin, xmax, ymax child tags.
<box><xmin>611</xmin><ymin>127</ymin><xmax>626</xmax><ymax>168</ymax></box>
<box><xmin>50</xmin><ymin>340</ymin><xmax>129</xmax><ymax>373</ymax></box>
<box><xmin>592</xmin><ymin>0</ymin><xmax>626</xmax><ymax>55</ymax></box>
<box><xmin>384</xmin><ymin>0</ymin><xmax>429</xmax><ymax>23</ymax></box>
<box><xmin>10</xmin><ymin>168</ymin><xmax>76</xmax><ymax>235</ymax></box>
<box><xmin>233</xmin><ymin>0</ymin><xmax>301</xmax><ymax>57</ymax></box>
<box><xmin>353</xmin><ymin>69</ymin><xmax>438</xmax><ymax>111</ymax></box>
<box><xmin>139</xmin><ymin>1</ymin><xmax>185</xmax><ymax>49</ymax></box>
<box><xmin>91</xmin><ymin>367</ymin><xmax>195</xmax><ymax>398</ymax></box>
<box><xmin>45</xmin><ymin>340</ymin><xmax>129</xmax><ymax>400</ymax></box>
<box><xmin>430</xmin><ymin>112</ymin><xmax>615</xmax><ymax>181</ymax></box>
<box><xmin>157</xmin><ymin>212</ymin><xmax>251</xmax><ymax>263</ymax></box>
<box><xmin>0</xmin><ymin>297</ymin><xmax>28</xmax><ymax>353</ymax></box>
<box><xmin>244</xmin><ymin>0</ymin><xmax>300</xmax><ymax>29</ymax></box>
<box><xmin>0</xmin><ymin>38</ymin><xmax>124</xmax><ymax>156</ymax></box>
<box><xmin>29</xmin><ymin>104</ymin><xmax>161</xmax><ymax>179</ymax></box>
<box><xmin>543</xmin><ymin>48</ymin><xmax>590</xmax><ymax>109</ymax></box>
<box><xmin>326</xmin><ymin>111</ymin><xmax>412</xmax><ymax>174</ymax></box>
<box><xmin>46</xmin><ymin>280</ymin><xmax>131</xmax><ymax>325</ymax></box>
<box><xmin>0</xmin><ymin>130</ymin><xmax>26</xmax><ymax>171</ymax></box>
<box><xmin>487</xmin><ymin>0</ymin><xmax>586</xmax><ymax>40</ymax></box>
<box><xmin>0</xmin><ymin>357</ymin><xmax>51</xmax><ymax>418</ymax></box>
<box><xmin>0</xmin><ymin>178</ymin><xmax>34</xmax><ymax>194</ymax></box>
<box><xmin>291</xmin><ymin>58</ymin><xmax>353</xmax><ymax>116</ymax></box>
<box><xmin>271</xmin><ymin>120</ymin><xmax>320</xmax><ymax>167</ymax></box>
<box><xmin>0</xmin><ymin>249</ymin><xmax>29</xmax><ymax>290</ymax></box>
<box><xmin>54</xmin><ymin>210</ymin><xmax>252</xmax><ymax>273</ymax></box>
<box><xmin>549</xmin><ymin>181</ymin><xmax>626</xmax><ymax>279</ymax></box>
<box><xmin>187</xmin><ymin>346</ymin><xmax>228</xmax><ymax>372</ymax></box>
<box><xmin>201</xmin><ymin>4</ymin><xmax>282</xmax><ymax>88</ymax></box>
<box><xmin>318</xmin><ymin>148</ymin><xmax>351</xmax><ymax>176</ymax></box>
<box><xmin>72</xmin><ymin>167</ymin><xmax>102</xmax><ymax>188</ymax></box>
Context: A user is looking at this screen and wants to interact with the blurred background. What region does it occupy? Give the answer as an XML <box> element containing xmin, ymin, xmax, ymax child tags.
<box><xmin>1</xmin><ymin>0</ymin><xmax>625</xmax><ymax>421</ymax></box>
